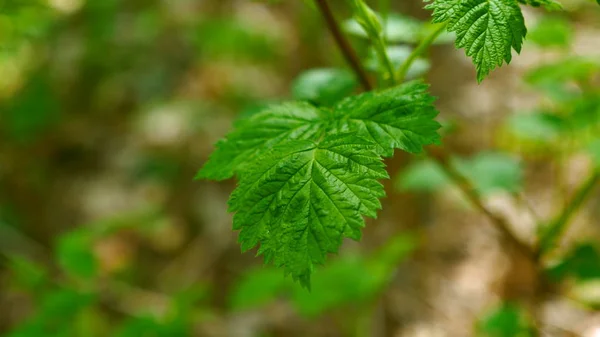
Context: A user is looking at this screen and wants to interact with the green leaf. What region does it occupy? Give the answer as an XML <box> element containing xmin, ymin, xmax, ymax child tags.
<box><xmin>198</xmin><ymin>81</ymin><xmax>441</xmax><ymax>180</ymax></box>
<box><xmin>196</xmin><ymin>102</ymin><xmax>326</xmax><ymax>180</ymax></box>
<box><xmin>229</xmin><ymin>133</ymin><xmax>388</xmax><ymax>288</ymax></box>
<box><xmin>427</xmin><ymin>0</ymin><xmax>527</xmax><ymax>82</ymax></box>
<box><xmin>332</xmin><ymin>81</ymin><xmax>441</xmax><ymax>156</ymax></box>
<box><xmin>589</xmin><ymin>139</ymin><xmax>600</xmax><ymax>167</ymax></box>
<box><xmin>477</xmin><ymin>302</ymin><xmax>533</xmax><ymax>337</ymax></box>
<box><xmin>506</xmin><ymin>112</ymin><xmax>565</xmax><ymax>143</ymax></box>
<box><xmin>546</xmin><ymin>243</ymin><xmax>600</xmax><ymax>282</ymax></box>
<box><xmin>527</xmin><ymin>16</ymin><xmax>572</xmax><ymax>48</ymax></box>
<box><xmin>397</xmin><ymin>152</ymin><xmax>522</xmax><ymax>196</ymax></box>
<box><xmin>56</xmin><ymin>230</ymin><xmax>99</xmax><ymax>280</ymax></box>
<box><xmin>291</xmin><ymin>68</ymin><xmax>358</xmax><ymax>106</ymax></box>
<box><xmin>7</xmin><ymin>255</ymin><xmax>48</xmax><ymax>291</ymax></box>
<box><xmin>229</xmin><ymin>267</ymin><xmax>290</xmax><ymax>311</ymax></box>
<box><xmin>525</xmin><ymin>56</ymin><xmax>600</xmax><ymax>87</ymax></box>
<box><xmin>396</xmin><ymin>159</ymin><xmax>450</xmax><ymax>192</ymax></box>
<box><xmin>453</xmin><ymin>152</ymin><xmax>523</xmax><ymax>195</ymax></box>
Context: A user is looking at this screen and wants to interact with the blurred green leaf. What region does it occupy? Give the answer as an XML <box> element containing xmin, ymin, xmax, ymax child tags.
<box><xmin>291</xmin><ymin>68</ymin><xmax>358</xmax><ymax>106</ymax></box>
<box><xmin>193</xmin><ymin>18</ymin><xmax>280</xmax><ymax>61</ymax></box>
<box><xmin>506</xmin><ymin>112</ymin><xmax>565</xmax><ymax>143</ymax></box>
<box><xmin>589</xmin><ymin>139</ymin><xmax>600</xmax><ymax>167</ymax></box>
<box><xmin>453</xmin><ymin>152</ymin><xmax>523</xmax><ymax>195</ymax></box>
<box><xmin>56</xmin><ymin>230</ymin><xmax>98</xmax><ymax>280</ymax></box>
<box><xmin>1</xmin><ymin>74</ymin><xmax>61</xmax><ymax>143</ymax></box>
<box><xmin>291</xmin><ymin>233</ymin><xmax>416</xmax><ymax>317</ymax></box>
<box><xmin>229</xmin><ymin>267</ymin><xmax>290</xmax><ymax>311</ymax></box>
<box><xmin>229</xmin><ymin>233</ymin><xmax>416</xmax><ymax>316</ymax></box>
<box><xmin>8</xmin><ymin>289</ymin><xmax>96</xmax><ymax>337</ymax></box>
<box><xmin>364</xmin><ymin>46</ymin><xmax>430</xmax><ymax>80</ymax></box>
<box><xmin>397</xmin><ymin>152</ymin><xmax>522</xmax><ymax>195</ymax></box>
<box><xmin>527</xmin><ymin>16</ymin><xmax>572</xmax><ymax>48</ymax></box>
<box><xmin>546</xmin><ymin>243</ymin><xmax>600</xmax><ymax>282</ymax></box>
<box><xmin>396</xmin><ymin>159</ymin><xmax>450</xmax><ymax>192</ymax></box>
<box><xmin>526</xmin><ymin>57</ymin><xmax>600</xmax><ymax>88</ymax></box>
<box><xmin>7</xmin><ymin>255</ymin><xmax>48</xmax><ymax>291</ymax></box>
<box><xmin>477</xmin><ymin>302</ymin><xmax>533</xmax><ymax>337</ymax></box>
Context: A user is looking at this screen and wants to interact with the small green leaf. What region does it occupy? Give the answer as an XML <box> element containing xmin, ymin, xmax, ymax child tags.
<box><xmin>527</xmin><ymin>16</ymin><xmax>572</xmax><ymax>48</ymax></box>
<box><xmin>229</xmin><ymin>267</ymin><xmax>290</xmax><ymax>311</ymax></box>
<box><xmin>229</xmin><ymin>133</ymin><xmax>388</xmax><ymax>288</ymax></box>
<box><xmin>506</xmin><ymin>112</ymin><xmax>566</xmax><ymax>143</ymax></box>
<box><xmin>546</xmin><ymin>243</ymin><xmax>600</xmax><ymax>282</ymax></box>
<box><xmin>396</xmin><ymin>159</ymin><xmax>450</xmax><ymax>192</ymax></box>
<box><xmin>477</xmin><ymin>302</ymin><xmax>533</xmax><ymax>337</ymax></box>
<box><xmin>7</xmin><ymin>255</ymin><xmax>48</xmax><ymax>291</ymax></box>
<box><xmin>427</xmin><ymin>0</ymin><xmax>527</xmax><ymax>82</ymax></box>
<box><xmin>525</xmin><ymin>56</ymin><xmax>600</xmax><ymax>86</ymax></box>
<box><xmin>56</xmin><ymin>230</ymin><xmax>99</xmax><ymax>280</ymax></box>
<box><xmin>291</xmin><ymin>68</ymin><xmax>358</xmax><ymax>106</ymax></box>
<box><xmin>453</xmin><ymin>152</ymin><xmax>523</xmax><ymax>195</ymax></box>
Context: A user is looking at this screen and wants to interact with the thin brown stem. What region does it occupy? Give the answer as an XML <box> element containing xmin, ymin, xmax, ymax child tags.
<box><xmin>428</xmin><ymin>149</ymin><xmax>536</xmax><ymax>261</ymax></box>
<box><xmin>314</xmin><ymin>0</ymin><xmax>373</xmax><ymax>91</ymax></box>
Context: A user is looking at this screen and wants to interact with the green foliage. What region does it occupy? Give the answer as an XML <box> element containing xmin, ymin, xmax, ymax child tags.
<box><xmin>477</xmin><ymin>302</ymin><xmax>533</xmax><ymax>337</ymax></box>
<box><xmin>525</xmin><ymin>56</ymin><xmax>600</xmax><ymax>88</ymax></box>
<box><xmin>527</xmin><ymin>16</ymin><xmax>572</xmax><ymax>48</ymax></box>
<box><xmin>199</xmin><ymin>81</ymin><xmax>440</xmax><ymax>287</ymax></box>
<box><xmin>0</xmin><ymin>74</ymin><xmax>61</xmax><ymax>143</ymax></box>
<box><xmin>291</xmin><ymin>68</ymin><xmax>358</xmax><ymax>106</ymax></box>
<box><xmin>427</xmin><ymin>0</ymin><xmax>527</xmax><ymax>82</ymax></box>
<box><xmin>397</xmin><ymin>152</ymin><xmax>523</xmax><ymax>196</ymax></box>
<box><xmin>547</xmin><ymin>243</ymin><xmax>600</xmax><ymax>282</ymax></box>
<box><xmin>229</xmin><ymin>233</ymin><xmax>417</xmax><ymax>315</ymax></box>
<box><xmin>506</xmin><ymin>112</ymin><xmax>565</xmax><ymax>143</ymax></box>
<box><xmin>229</xmin><ymin>133</ymin><xmax>388</xmax><ymax>288</ymax></box>
<box><xmin>198</xmin><ymin>81</ymin><xmax>440</xmax><ymax>181</ymax></box>
<box><xmin>7</xmin><ymin>255</ymin><xmax>49</xmax><ymax>292</ymax></box>
<box><xmin>56</xmin><ymin>229</ymin><xmax>99</xmax><ymax>280</ymax></box>
<box><xmin>7</xmin><ymin>289</ymin><xmax>96</xmax><ymax>337</ymax></box>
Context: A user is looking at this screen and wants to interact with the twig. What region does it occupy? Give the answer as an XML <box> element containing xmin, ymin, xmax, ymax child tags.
<box><xmin>536</xmin><ymin>170</ymin><xmax>600</xmax><ymax>257</ymax></box>
<box><xmin>428</xmin><ymin>150</ymin><xmax>536</xmax><ymax>260</ymax></box>
<box><xmin>314</xmin><ymin>0</ymin><xmax>373</xmax><ymax>91</ymax></box>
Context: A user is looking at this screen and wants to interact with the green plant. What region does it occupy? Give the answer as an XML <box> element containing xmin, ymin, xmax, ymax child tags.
<box><xmin>196</xmin><ymin>0</ymin><xmax>600</xmax><ymax>334</ymax></box>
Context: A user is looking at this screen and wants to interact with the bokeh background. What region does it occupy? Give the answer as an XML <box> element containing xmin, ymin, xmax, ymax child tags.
<box><xmin>1</xmin><ymin>0</ymin><xmax>599</xmax><ymax>336</ymax></box>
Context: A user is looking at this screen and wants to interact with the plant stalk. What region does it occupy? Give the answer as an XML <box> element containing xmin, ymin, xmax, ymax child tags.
<box><xmin>536</xmin><ymin>170</ymin><xmax>600</xmax><ymax>257</ymax></box>
<box><xmin>397</xmin><ymin>23</ymin><xmax>447</xmax><ymax>83</ymax></box>
<box><xmin>314</xmin><ymin>0</ymin><xmax>373</xmax><ymax>91</ymax></box>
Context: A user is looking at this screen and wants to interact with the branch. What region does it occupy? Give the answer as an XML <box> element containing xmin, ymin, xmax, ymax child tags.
<box><xmin>536</xmin><ymin>170</ymin><xmax>600</xmax><ymax>257</ymax></box>
<box><xmin>314</xmin><ymin>0</ymin><xmax>373</xmax><ymax>91</ymax></box>
<box><xmin>428</xmin><ymin>149</ymin><xmax>536</xmax><ymax>260</ymax></box>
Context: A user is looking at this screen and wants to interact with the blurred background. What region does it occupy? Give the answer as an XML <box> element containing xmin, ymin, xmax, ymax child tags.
<box><xmin>1</xmin><ymin>0</ymin><xmax>599</xmax><ymax>336</ymax></box>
